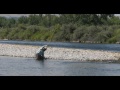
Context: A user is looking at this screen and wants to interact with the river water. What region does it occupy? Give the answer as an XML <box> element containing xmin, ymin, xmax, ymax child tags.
<box><xmin>0</xmin><ymin>40</ymin><xmax>120</xmax><ymax>76</ymax></box>
<box><xmin>0</xmin><ymin>56</ymin><xmax>120</xmax><ymax>76</ymax></box>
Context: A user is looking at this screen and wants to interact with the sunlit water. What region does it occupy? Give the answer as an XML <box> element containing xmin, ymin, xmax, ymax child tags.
<box><xmin>0</xmin><ymin>56</ymin><xmax>120</xmax><ymax>76</ymax></box>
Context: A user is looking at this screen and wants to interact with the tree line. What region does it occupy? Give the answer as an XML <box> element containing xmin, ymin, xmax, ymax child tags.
<box><xmin>0</xmin><ymin>14</ymin><xmax>120</xmax><ymax>43</ymax></box>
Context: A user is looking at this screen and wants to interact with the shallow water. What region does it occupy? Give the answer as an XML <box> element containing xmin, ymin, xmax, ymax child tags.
<box><xmin>0</xmin><ymin>56</ymin><xmax>120</xmax><ymax>76</ymax></box>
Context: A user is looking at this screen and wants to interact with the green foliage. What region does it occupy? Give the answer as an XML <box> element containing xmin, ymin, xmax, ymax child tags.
<box><xmin>53</xmin><ymin>23</ymin><xmax>76</xmax><ymax>41</ymax></box>
<box><xmin>73</xmin><ymin>26</ymin><xmax>86</xmax><ymax>41</ymax></box>
<box><xmin>1</xmin><ymin>14</ymin><xmax>120</xmax><ymax>43</ymax></box>
<box><xmin>0</xmin><ymin>28</ymin><xmax>9</xmax><ymax>39</ymax></box>
<box><xmin>18</xmin><ymin>16</ymin><xmax>28</xmax><ymax>24</ymax></box>
<box><xmin>107</xmin><ymin>37</ymin><xmax>117</xmax><ymax>43</ymax></box>
<box><xmin>113</xmin><ymin>29</ymin><xmax>120</xmax><ymax>42</ymax></box>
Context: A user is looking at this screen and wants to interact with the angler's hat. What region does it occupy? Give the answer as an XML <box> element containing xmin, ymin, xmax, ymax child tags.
<box><xmin>41</xmin><ymin>45</ymin><xmax>48</xmax><ymax>49</ymax></box>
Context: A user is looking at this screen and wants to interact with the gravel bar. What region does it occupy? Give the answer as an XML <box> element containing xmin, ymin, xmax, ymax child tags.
<box><xmin>0</xmin><ymin>44</ymin><xmax>120</xmax><ymax>61</ymax></box>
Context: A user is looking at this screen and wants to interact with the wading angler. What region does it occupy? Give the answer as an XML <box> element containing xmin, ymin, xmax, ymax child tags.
<box><xmin>35</xmin><ymin>45</ymin><xmax>47</xmax><ymax>60</ymax></box>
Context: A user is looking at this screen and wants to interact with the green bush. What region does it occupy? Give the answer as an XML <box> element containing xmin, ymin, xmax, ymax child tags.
<box><xmin>107</xmin><ymin>37</ymin><xmax>117</xmax><ymax>43</ymax></box>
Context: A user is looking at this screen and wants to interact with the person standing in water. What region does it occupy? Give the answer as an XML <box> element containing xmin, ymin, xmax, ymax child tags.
<box><xmin>36</xmin><ymin>45</ymin><xmax>47</xmax><ymax>60</ymax></box>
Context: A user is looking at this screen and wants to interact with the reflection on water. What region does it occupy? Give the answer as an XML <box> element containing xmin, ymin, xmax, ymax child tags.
<box><xmin>0</xmin><ymin>56</ymin><xmax>120</xmax><ymax>76</ymax></box>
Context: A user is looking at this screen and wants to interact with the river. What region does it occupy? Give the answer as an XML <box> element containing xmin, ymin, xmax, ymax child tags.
<box><xmin>0</xmin><ymin>40</ymin><xmax>120</xmax><ymax>76</ymax></box>
<box><xmin>0</xmin><ymin>56</ymin><xmax>120</xmax><ymax>76</ymax></box>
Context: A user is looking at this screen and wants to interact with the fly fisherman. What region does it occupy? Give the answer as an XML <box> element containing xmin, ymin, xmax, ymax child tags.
<box><xmin>36</xmin><ymin>45</ymin><xmax>47</xmax><ymax>60</ymax></box>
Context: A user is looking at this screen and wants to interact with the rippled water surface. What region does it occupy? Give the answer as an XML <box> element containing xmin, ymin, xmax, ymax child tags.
<box><xmin>0</xmin><ymin>56</ymin><xmax>120</xmax><ymax>76</ymax></box>
<box><xmin>0</xmin><ymin>40</ymin><xmax>120</xmax><ymax>76</ymax></box>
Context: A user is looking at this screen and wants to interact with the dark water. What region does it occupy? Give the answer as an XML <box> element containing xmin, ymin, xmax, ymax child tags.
<box><xmin>0</xmin><ymin>56</ymin><xmax>120</xmax><ymax>76</ymax></box>
<box><xmin>0</xmin><ymin>40</ymin><xmax>120</xmax><ymax>52</ymax></box>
